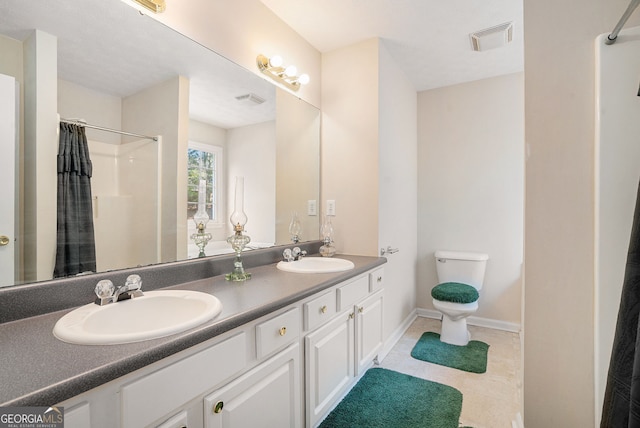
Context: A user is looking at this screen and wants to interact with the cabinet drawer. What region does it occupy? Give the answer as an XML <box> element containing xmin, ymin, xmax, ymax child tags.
<box><xmin>256</xmin><ymin>308</ymin><xmax>300</xmax><ymax>359</ymax></box>
<box><xmin>121</xmin><ymin>332</ymin><xmax>247</xmax><ymax>428</ymax></box>
<box><xmin>304</xmin><ymin>290</ymin><xmax>336</xmax><ymax>331</ymax></box>
<box><xmin>337</xmin><ymin>276</ymin><xmax>369</xmax><ymax>312</ymax></box>
<box><xmin>369</xmin><ymin>268</ymin><xmax>384</xmax><ymax>292</ymax></box>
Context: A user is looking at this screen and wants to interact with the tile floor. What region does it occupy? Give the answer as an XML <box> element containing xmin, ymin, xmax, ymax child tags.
<box><xmin>378</xmin><ymin>316</ymin><xmax>522</xmax><ymax>428</ymax></box>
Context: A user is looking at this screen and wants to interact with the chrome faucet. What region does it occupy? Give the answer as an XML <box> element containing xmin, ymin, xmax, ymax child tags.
<box><xmin>282</xmin><ymin>247</ymin><xmax>307</xmax><ymax>262</ymax></box>
<box><xmin>94</xmin><ymin>275</ymin><xmax>144</xmax><ymax>306</ymax></box>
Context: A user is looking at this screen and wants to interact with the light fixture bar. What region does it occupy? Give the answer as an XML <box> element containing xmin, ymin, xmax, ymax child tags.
<box><xmin>257</xmin><ymin>54</ymin><xmax>309</xmax><ymax>91</ymax></box>
<box><xmin>132</xmin><ymin>0</ymin><xmax>166</xmax><ymax>13</ymax></box>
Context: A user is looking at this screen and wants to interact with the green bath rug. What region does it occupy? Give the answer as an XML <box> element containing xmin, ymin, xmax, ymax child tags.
<box><xmin>318</xmin><ymin>367</ymin><xmax>462</xmax><ymax>428</ymax></box>
<box><xmin>411</xmin><ymin>332</ymin><xmax>489</xmax><ymax>374</ymax></box>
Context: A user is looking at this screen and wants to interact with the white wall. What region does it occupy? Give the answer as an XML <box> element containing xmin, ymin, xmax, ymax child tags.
<box><xmin>321</xmin><ymin>39</ymin><xmax>379</xmax><ymax>256</ymax></box>
<box><xmin>524</xmin><ymin>0</ymin><xmax>640</xmax><ymax>426</ymax></box>
<box><xmin>58</xmin><ymin>80</ymin><xmax>122</xmax><ymax>144</ymax></box>
<box><xmin>23</xmin><ymin>30</ymin><xmax>57</xmax><ymax>282</ymax></box>
<box><xmin>276</xmin><ymin>89</ymin><xmax>320</xmax><ymax>245</ymax></box>
<box><xmin>227</xmin><ymin>121</ymin><xmax>276</xmax><ymax>244</ymax></box>
<box><xmin>122</xmin><ymin>76</ymin><xmax>190</xmax><ymax>263</ymax></box>
<box><xmin>416</xmin><ymin>73</ymin><xmax>524</xmax><ymax>328</ymax></box>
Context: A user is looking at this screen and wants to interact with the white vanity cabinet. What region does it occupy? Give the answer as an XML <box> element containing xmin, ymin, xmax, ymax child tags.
<box><xmin>56</xmin><ymin>264</ymin><xmax>385</xmax><ymax>428</ymax></box>
<box><xmin>305</xmin><ymin>270</ymin><xmax>385</xmax><ymax>427</ymax></box>
<box><xmin>120</xmin><ymin>332</ymin><xmax>248</xmax><ymax>428</ymax></box>
<box><xmin>203</xmin><ymin>343</ymin><xmax>300</xmax><ymax>428</ymax></box>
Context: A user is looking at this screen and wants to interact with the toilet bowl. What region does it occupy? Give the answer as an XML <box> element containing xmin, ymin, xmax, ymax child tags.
<box><xmin>431</xmin><ymin>250</ymin><xmax>488</xmax><ymax>346</ymax></box>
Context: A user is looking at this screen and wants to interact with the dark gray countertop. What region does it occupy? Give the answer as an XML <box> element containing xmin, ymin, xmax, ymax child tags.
<box><xmin>0</xmin><ymin>255</ymin><xmax>385</xmax><ymax>407</ymax></box>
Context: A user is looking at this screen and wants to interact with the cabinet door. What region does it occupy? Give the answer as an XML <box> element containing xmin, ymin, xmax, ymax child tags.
<box><xmin>356</xmin><ymin>290</ymin><xmax>384</xmax><ymax>375</ymax></box>
<box><xmin>204</xmin><ymin>343</ymin><xmax>300</xmax><ymax>428</ymax></box>
<box><xmin>305</xmin><ymin>311</ymin><xmax>355</xmax><ymax>428</ymax></box>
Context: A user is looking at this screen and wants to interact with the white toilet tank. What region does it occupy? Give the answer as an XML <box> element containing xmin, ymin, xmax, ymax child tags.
<box><xmin>435</xmin><ymin>250</ymin><xmax>489</xmax><ymax>290</ymax></box>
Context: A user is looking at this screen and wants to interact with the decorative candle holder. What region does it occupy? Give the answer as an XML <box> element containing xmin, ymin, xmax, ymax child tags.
<box><xmin>226</xmin><ymin>177</ymin><xmax>251</xmax><ymax>281</ymax></box>
<box><xmin>289</xmin><ymin>211</ymin><xmax>302</xmax><ymax>244</ymax></box>
<box><xmin>190</xmin><ymin>179</ymin><xmax>212</xmax><ymax>257</ymax></box>
<box><xmin>319</xmin><ymin>215</ymin><xmax>336</xmax><ymax>257</ymax></box>
<box><xmin>191</xmin><ymin>222</ymin><xmax>212</xmax><ymax>258</ymax></box>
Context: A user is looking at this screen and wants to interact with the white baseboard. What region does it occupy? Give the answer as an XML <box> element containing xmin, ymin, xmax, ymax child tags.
<box><xmin>512</xmin><ymin>412</ymin><xmax>524</xmax><ymax>428</ymax></box>
<box><xmin>416</xmin><ymin>308</ymin><xmax>521</xmax><ymax>333</ymax></box>
<box><xmin>378</xmin><ymin>309</ymin><xmax>418</xmax><ymax>361</ymax></box>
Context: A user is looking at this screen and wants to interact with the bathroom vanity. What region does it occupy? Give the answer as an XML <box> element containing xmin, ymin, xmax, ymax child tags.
<box><xmin>0</xmin><ymin>253</ymin><xmax>385</xmax><ymax>428</ymax></box>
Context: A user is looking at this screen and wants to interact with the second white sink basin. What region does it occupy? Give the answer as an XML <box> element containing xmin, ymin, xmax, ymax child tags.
<box><xmin>53</xmin><ymin>290</ymin><xmax>222</xmax><ymax>345</ymax></box>
<box><xmin>276</xmin><ymin>257</ymin><xmax>355</xmax><ymax>273</ymax></box>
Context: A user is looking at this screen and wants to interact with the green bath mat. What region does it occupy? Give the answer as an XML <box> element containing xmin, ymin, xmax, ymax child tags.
<box><xmin>411</xmin><ymin>332</ymin><xmax>489</xmax><ymax>374</ymax></box>
<box><xmin>318</xmin><ymin>367</ymin><xmax>462</xmax><ymax>428</ymax></box>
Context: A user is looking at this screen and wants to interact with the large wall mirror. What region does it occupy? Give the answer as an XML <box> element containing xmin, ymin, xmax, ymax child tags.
<box><xmin>0</xmin><ymin>0</ymin><xmax>320</xmax><ymax>287</ymax></box>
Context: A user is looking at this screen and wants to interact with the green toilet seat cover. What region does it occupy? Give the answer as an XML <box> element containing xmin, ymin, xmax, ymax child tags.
<box><xmin>431</xmin><ymin>282</ymin><xmax>479</xmax><ymax>304</ymax></box>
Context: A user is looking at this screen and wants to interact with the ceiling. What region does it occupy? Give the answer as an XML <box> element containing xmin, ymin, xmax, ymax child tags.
<box><xmin>260</xmin><ymin>0</ymin><xmax>524</xmax><ymax>91</ymax></box>
<box><xmin>0</xmin><ymin>0</ymin><xmax>523</xmax><ymax>130</ymax></box>
<box><xmin>0</xmin><ymin>0</ymin><xmax>276</xmax><ymax>129</ymax></box>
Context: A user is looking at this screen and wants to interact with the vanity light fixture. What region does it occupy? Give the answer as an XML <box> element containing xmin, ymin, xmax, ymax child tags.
<box><xmin>132</xmin><ymin>0</ymin><xmax>166</xmax><ymax>13</ymax></box>
<box><xmin>257</xmin><ymin>54</ymin><xmax>310</xmax><ymax>91</ymax></box>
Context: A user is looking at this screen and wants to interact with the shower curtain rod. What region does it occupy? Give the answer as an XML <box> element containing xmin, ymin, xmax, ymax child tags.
<box><xmin>59</xmin><ymin>118</ymin><xmax>158</xmax><ymax>142</ymax></box>
<box><xmin>606</xmin><ymin>0</ymin><xmax>640</xmax><ymax>45</ymax></box>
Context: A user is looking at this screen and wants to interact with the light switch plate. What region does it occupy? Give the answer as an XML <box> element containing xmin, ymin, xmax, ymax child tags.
<box><xmin>326</xmin><ymin>200</ymin><xmax>336</xmax><ymax>216</ymax></box>
<box><xmin>307</xmin><ymin>200</ymin><xmax>317</xmax><ymax>216</ymax></box>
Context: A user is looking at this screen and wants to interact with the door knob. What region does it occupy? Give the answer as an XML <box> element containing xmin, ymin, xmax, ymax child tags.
<box><xmin>380</xmin><ymin>246</ymin><xmax>399</xmax><ymax>256</ymax></box>
<box><xmin>0</xmin><ymin>236</ymin><xmax>9</xmax><ymax>246</ymax></box>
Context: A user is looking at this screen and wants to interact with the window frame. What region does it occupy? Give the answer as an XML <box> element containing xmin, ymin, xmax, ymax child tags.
<box><xmin>187</xmin><ymin>141</ymin><xmax>224</xmax><ymax>228</ymax></box>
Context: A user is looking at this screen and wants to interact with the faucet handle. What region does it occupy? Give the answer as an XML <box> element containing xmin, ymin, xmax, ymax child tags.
<box><xmin>292</xmin><ymin>247</ymin><xmax>307</xmax><ymax>260</ymax></box>
<box><xmin>95</xmin><ymin>280</ymin><xmax>115</xmax><ymax>298</ymax></box>
<box><xmin>125</xmin><ymin>274</ymin><xmax>142</xmax><ymax>291</ymax></box>
<box><xmin>283</xmin><ymin>248</ymin><xmax>294</xmax><ymax>262</ymax></box>
<box><xmin>94</xmin><ymin>280</ymin><xmax>115</xmax><ymax>305</ymax></box>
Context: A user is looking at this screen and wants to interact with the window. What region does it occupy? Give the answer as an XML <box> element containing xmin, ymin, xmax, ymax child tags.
<box><xmin>187</xmin><ymin>143</ymin><xmax>222</xmax><ymax>226</ymax></box>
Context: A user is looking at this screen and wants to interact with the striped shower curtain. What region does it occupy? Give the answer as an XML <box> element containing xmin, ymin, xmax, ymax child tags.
<box><xmin>53</xmin><ymin>123</ymin><xmax>96</xmax><ymax>278</ymax></box>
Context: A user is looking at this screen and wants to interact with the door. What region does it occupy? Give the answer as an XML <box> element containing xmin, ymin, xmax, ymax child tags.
<box><xmin>0</xmin><ymin>73</ymin><xmax>17</xmax><ymax>287</ymax></box>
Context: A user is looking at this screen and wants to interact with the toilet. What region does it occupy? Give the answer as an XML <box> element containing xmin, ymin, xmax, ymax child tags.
<box><xmin>431</xmin><ymin>250</ymin><xmax>489</xmax><ymax>346</ymax></box>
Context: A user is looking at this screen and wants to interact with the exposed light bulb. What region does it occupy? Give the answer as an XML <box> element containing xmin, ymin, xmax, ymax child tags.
<box><xmin>269</xmin><ymin>55</ymin><xmax>283</xmax><ymax>68</ymax></box>
<box><xmin>297</xmin><ymin>74</ymin><xmax>310</xmax><ymax>85</ymax></box>
<box><xmin>284</xmin><ymin>65</ymin><xmax>297</xmax><ymax>77</ymax></box>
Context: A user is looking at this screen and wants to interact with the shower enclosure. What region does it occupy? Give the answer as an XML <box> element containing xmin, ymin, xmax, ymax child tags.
<box><xmin>595</xmin><ymin>24</ymin><xmax>640</xmax><ymax>419</ymax></box>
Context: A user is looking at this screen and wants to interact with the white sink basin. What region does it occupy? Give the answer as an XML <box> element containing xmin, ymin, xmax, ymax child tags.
<box><xmin>53</xmin><ymin>290</ymin><xmax>222</xmax><ymax>345</ymax></box>
<box><xmin>276</xmin><ymin>257</ymin><xmax>355</xmax><ymax>273</ymax></box>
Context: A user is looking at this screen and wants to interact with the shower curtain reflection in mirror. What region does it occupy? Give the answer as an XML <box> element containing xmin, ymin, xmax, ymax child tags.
<box><xmin>54</xmin><ymin>123</ymin><xmax>96</xmax><ymax>277</ymax></box>
<box><xmin>54</xmin><ymin>123</ymin><xmax>161</xmax><ymax>278</ymax></box>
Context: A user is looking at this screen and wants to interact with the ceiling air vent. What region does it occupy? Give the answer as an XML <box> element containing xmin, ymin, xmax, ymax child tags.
<box><xmin>235</xmin><ymin>93</ymin><xmax>266</xmax><ymax>105</ymax></box>
<box><xmin>470</xmin><ymin>22</ymin><xmax>513</xmax><ymax>52</ymax></box>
